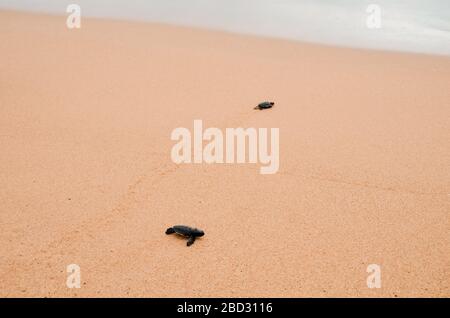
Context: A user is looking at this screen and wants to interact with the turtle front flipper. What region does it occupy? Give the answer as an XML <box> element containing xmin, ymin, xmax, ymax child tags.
<box><xmin>187</xmin><ymin>236</ymin><xmax>196</xmax><ymax>246</ymax></box>
<box><xmin>165</xmin><ymin>227</ymin><xmax>175</xmax><ymax>235</ymax></box>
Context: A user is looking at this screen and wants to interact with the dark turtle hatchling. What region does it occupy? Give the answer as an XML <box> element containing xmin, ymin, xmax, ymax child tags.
<box><xmin>165</xmin><ymin>225</ymin><xmax>205</xmax><ymax>246</ymax></box>
<box><xmin>254</xmin><ymin>101</ymin><xmax>274</xmax><ymax>110</ymax></box>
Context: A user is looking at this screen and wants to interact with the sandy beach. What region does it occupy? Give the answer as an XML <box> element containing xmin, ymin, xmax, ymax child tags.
<box><xmin>0</xmin><ymin>10</ymin><xmax>449</xmax><ymax>297</ymax></box>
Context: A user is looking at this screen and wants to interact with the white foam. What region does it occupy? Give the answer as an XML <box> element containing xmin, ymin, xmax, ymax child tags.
<box><xmin>1</xmin><ymin>0</ymin><xmax>449</xmax><ymax>56</ymax></box>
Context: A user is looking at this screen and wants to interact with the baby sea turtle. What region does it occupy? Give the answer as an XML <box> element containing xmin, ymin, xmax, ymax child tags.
<box><xmin>254</xmin><ymin>101</ymin><xmax>274</xmax><ymax>110</ymax></box>
<box><xmin>165</xmin><ymin>225</ymin><xmax>205</xmax><ymax>246</ymax></box>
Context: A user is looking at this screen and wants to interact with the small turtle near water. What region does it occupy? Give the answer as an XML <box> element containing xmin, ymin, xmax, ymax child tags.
<box><xmin>254</xmin><ymin>101</ymin><xmax>274</xmax><ymax>110</ymax></box>
<box><xmin>165</xmin><ymin>225</ymin><xmax>205</xmax><ymax>246</ymax></box>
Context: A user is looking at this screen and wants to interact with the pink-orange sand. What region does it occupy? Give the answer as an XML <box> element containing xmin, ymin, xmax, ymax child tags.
<box><xmin>0</xmin><ymin>11</ymin><xmax>449</xmax><ymax>297</ymax></box>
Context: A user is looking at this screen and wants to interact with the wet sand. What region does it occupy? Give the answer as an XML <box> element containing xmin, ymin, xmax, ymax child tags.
<box><xmin>0</xmin><ymin>10</ymin><xmax>449</xmax><ymax>297</ymax></box>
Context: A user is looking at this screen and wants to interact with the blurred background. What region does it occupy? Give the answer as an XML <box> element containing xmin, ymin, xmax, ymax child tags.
<box><xmin>0</xmin><ymin>0</ymin><xmax>449</xmax><ymax>55</ymax></box>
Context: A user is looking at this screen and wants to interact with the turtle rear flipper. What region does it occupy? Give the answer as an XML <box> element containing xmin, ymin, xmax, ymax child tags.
<box><xmin>165</xmin><ymin>227</ymin><xmax>176</xmax><ymax>235</ymax></box>
<box><xmin>187</xmin><ymin>236</ymin><xmax>196</xmax><ymax>246</ymax></box>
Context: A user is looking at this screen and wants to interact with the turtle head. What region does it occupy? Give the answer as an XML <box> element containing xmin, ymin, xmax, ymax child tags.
<box><xmin>194</xmin><ymin>228</ymin><xmax>205</xmax><ymax>237</ymax></box>
<box><xmin>270</xmin><ymin>102</ymin><xmax>274</xmax><ymax>106</ymax></box>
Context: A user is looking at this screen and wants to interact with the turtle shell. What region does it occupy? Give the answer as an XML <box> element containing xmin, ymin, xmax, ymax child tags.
<box><xmin>173</xmin><ymin>225</ymin><xmax>204</xmax><ymax>237</ymax></box>
<box><xmin>257</xmin><ymin>101</ymin><xmax>274</xmax><ymax>108</ymax></box>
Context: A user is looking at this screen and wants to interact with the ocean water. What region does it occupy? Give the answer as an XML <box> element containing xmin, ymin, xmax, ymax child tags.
<box><xmin>1</xmin><ymin>0</ymin><xmax>449</xmax><ymax>56</ymax></box>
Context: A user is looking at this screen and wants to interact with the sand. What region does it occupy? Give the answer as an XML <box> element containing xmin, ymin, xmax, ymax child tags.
<box><xmin>0</xmin><ymin>10</ymin><xmax>449</xmax><ymax>297</ymax></box>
